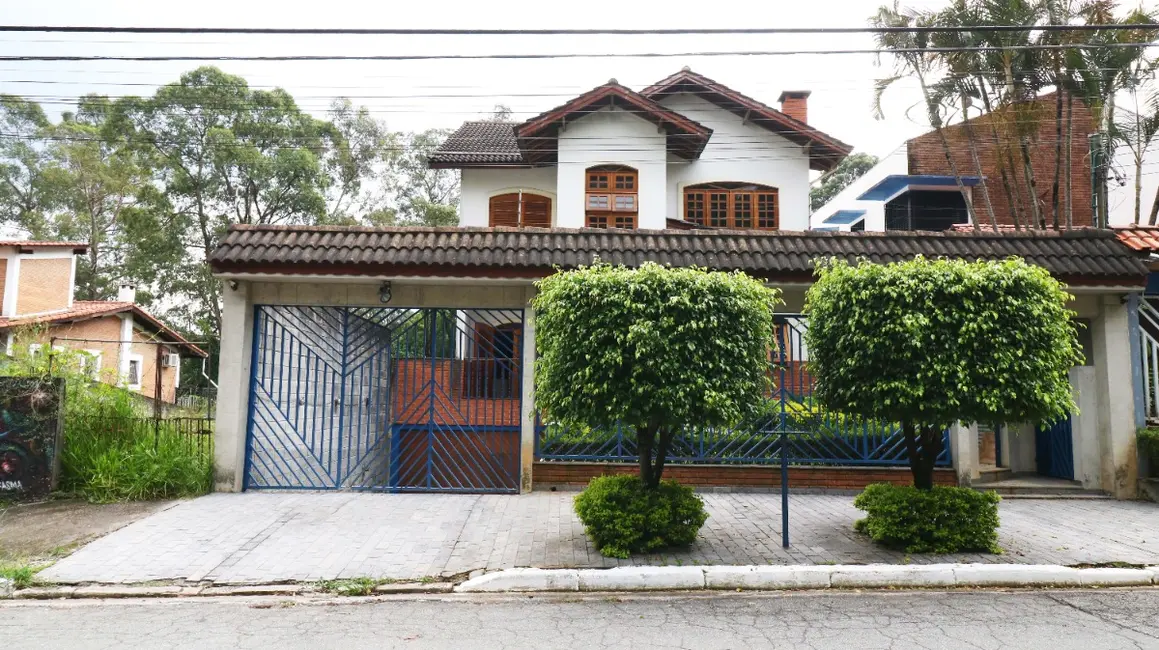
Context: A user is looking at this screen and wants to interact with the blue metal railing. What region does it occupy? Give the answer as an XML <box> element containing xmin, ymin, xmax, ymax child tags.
<box><xmin>535</xmin><ymin>315</ymin><xmax>952</xmax><ymax>468</ymax></box>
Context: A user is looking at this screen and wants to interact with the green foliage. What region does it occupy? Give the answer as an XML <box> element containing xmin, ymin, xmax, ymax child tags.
<box><xmin>534</xmin><ymin>262</ymin><xmax>778</xmax><ymax>486</ymax></box>
<box><xmin>0</xmin><ymin>561</ymin><xmax>43</xmax><ymax>589</ymax></box>
<box><xmin>573</xmin><ymin>475</ymin><xmax>708</xmax><ymax>559</ymax></box>
<box><xmin>1</xmin><ymin>335</ymin><xmax>213</xmax><ymax>503</ymax></box>
<box><xmin>809</xmin><ymin>152</ymin><xmax>879</xmax><ymax>212</ymax></box>
<box><xmin>318</xmin><ymin>577</ymin><xmax>381</xmax><ymax>596</ymax></box>
<box><xmin>805</xmin><ymin>257</ymin><xmax>1081</xmax><ymax>488</ymax></box>
<box><xmin>853</xmin><ymin>483</ymin><xmax>1002</xmax><ymax>554</ymax></box>
<box><xmin>1138</xmin><ymin>428</ymin><xmax>1159</xmax><ymax>475</ymax></box>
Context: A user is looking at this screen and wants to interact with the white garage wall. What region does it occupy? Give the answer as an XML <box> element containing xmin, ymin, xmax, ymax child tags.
<box><xmin>659</xmin><ymin>93</ymin><xmax>813</xmax><ymax>231</ymax></box>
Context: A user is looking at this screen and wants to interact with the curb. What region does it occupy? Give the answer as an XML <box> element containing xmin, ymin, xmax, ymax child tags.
<box><xmin>0</xmin><ymin>579</ymin><xmax>11</xmax><ymax>599</ymax></box>
<box><xmin>2</xmin><ymin>581</ymin><xmax>455</xmax><ymax>600</ymax></box>
<box><xmin>454</xmin><ymin>564</ymin><xmax>1159</xmax><ymax>593</ymax></box>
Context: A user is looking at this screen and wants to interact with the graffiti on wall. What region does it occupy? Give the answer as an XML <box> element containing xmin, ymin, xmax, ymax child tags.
<box><xmin>0</xmin><ymin>377</ymin><xmax>64</xmax><ymax>500</ymax></box>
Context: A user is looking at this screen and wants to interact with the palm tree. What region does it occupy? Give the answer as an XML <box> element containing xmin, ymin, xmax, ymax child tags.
<box><xmin>1065</xmin><ymin>1</ymin><xmax>1157</xmax><ymax>227</ymax></box>
<box><xmin>872</xmin><ymin>3</ymin><xmax>980</xmax><ymax>227</ymax></box>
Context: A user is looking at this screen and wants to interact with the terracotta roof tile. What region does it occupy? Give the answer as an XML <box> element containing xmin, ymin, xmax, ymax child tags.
<box><xmin>0</xmin><ymin>301</ymin><xmax>206</xmax><ymax>357</ymax></box>
<box><xmin>1114</xmin><ymin>225</ymin><xmax>1159</xmax><ymax>252</ymax></box>
<box><xmin>428</xmin><ymin>121</ymin><xmax>524</xmax><ymax>166</ymax></box>
<box><xmin>209</xmin><ymin>225</ymin><xmax>1147</xmax><ymax>286</ymax></box>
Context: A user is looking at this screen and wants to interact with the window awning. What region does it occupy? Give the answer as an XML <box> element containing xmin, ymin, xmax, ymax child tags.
<box><xmin>858</xmin><ymin>175</ymin><xmax>982</xmax><ymax>202</ymax></box>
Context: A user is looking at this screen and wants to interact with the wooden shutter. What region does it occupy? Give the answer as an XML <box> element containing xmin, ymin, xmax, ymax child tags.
<box><xmin>489</xmin><ymin>193</ymin><xmax>520</xmax><ymax>227</ymax></box>
<box><xmin>521</xmin><ymin>195</ymin><xmax>551</xmax><ymax>228</ymax></box>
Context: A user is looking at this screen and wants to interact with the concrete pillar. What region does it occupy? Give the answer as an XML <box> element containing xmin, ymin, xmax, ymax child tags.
<box><xmin>1070</xmin><ymin>366</ymin><xmax>1100</xmax><ymax>489</ymax></box>
<box><xmin>213</xmin><ymin>280</ymin><xmax>254</xmax><ymax>492</ymax></box>
<box><xmin>1092</xmin><ymin>294</ymin><xmax>1138</xmax><ymax>499</ymax></box>
<box><xmin>519</xmin><ymin>291</ymin><xmax>537</xmax><ymax>493</ymax></box>
<box><xmin>950</xmin><ymin>421</ymin><xmax>979</xmax><ymax>485</ymax></box>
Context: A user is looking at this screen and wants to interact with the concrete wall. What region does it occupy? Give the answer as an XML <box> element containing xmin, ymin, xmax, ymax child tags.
<box><xmin>557</xmin><ymin>108</ymin><xmax>668</xmax><ymax>229</ymax></box>
<box><xmin>459</xmin><ymin>167</ymin><xmax>558</xmax><ymax>228</ymax></box>
<box><xmin>659</xmin><ymin>93</ymin><xmax>812</xmax><ymax>232</ymax></box>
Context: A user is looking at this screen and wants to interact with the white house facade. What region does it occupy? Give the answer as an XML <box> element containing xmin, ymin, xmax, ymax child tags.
<box><xmin>434</xmin><ymin>69</ymin><xmax>852</xmax><ymax>233</ymax></box>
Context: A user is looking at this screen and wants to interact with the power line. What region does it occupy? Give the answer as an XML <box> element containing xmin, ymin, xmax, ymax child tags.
<box><xmin>2</xmin><ymin>41</ymin><xmax>1158</xmax><ymax>63</ymax></box>
<box><xmin>2</xmin><ymin>24</ymin><xmax>1159</xmax><ymax>35</ymax></box>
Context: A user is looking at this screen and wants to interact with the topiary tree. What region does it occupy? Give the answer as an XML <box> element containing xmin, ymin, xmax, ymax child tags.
<box><xmin>533</xmin><ymin>262</ymin><xmax>779</xmax><ymax>489</ymax></box>
<box><xmin>805</xmin><ymin>256</ymin><xmax>1082</xmax><ymax>490</ymax></box>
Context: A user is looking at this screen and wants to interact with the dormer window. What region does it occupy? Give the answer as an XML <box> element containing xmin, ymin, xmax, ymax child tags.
<box><xmin>586</xmin><ymin>165</ymin><xmax>637</xmax><ymax>229</ymax></box>
<box><xmin>684</xmin><ymin>182</ymin><xmax>779</xmax><ymax>230</ymax></box>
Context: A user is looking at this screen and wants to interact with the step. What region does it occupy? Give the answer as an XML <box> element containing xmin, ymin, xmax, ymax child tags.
<box><xmin>973</xmin><ymin>477</ymin><xmax>1110</xmax><ymax>499</ymax></box>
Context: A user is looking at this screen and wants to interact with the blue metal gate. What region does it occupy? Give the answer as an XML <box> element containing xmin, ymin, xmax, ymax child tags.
<box><xmin>245</xmin><ymin>306</ymin><xmax>523</xmax><ymax>493</ymax></box>
<box><xmin>1035</xmin><ymin>417</ymin><xmax>1075</xmax><ymax>480</ymax></box>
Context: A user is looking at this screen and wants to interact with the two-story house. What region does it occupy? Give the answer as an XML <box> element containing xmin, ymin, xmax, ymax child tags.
<box><xmin>430</xmin><ymin>68</ymin><xmax>852</xmax><ymax>231</ymax></box>
<box><xmin>0</xmin><ymin>240</ymin><xmax>206</xmax><ymax>403</ymax></box>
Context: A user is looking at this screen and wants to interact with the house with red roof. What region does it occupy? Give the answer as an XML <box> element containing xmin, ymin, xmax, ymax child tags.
<box><xmin>0</xmin><ymin>240</ymin><xmax>206</xmax><ymax>403</ymax></box>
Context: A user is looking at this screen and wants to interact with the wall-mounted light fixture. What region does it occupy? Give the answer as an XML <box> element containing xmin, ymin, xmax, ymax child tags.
<box><xmin>228</xmin><ymin>279</ymin><xmax>239</xmax><ymax>291</ymax></box>
<box><xmin>379</xmin><ymin>280</ymin><xmax>393</xmax><ymax>304</ymax></box>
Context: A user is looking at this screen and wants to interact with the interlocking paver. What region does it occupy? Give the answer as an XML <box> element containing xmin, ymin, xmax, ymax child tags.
<box><xmin>39</xmin><ymin>491</ymin><xmax>1159</xmax><ymax>584</ymax></box>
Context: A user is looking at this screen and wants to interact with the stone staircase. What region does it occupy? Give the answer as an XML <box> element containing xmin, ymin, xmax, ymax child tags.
<box><xmin>972</xmin><ymin>471</ymin><xmax>1111</xmax><ymax>499</ymax></box>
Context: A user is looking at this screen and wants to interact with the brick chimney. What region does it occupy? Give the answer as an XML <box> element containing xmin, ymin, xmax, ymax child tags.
<box><xmin>117</xmin><ymin>283</ymin><xmax>136</xmax><ymax>303</ymax></box>
<box><xmin>777</xmin><ymin>90</ymin><xmax>812</xmax><ymax>124</ymax></box>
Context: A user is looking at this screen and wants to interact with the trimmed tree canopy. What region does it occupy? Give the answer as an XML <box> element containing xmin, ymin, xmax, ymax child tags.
<box><xmin>533</xmin><ymin>262</ymin><xmax>778</xmax><ymax>487</ymax></box>
<box><xmin>805</xmin><ymin>256</ymin><xmax>1082</xmax><ymax>488</ymax></box>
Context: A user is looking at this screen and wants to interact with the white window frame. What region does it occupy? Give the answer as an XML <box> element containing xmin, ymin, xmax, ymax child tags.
<box><xmin>127</xmin><ymin>353</ymin><xmax>144</xmax><ymax>390</ymax></box>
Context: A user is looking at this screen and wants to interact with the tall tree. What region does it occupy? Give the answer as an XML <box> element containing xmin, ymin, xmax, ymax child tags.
<box><xmin>810</xmin><ymin>152</ymin><xmax>879</xmax><ymax>212</ymax></box>
<box><xmin>323</xmin><ymin>98</ymin><xmax>398</xmax><ymax>224</ymax></box>
<box><xmin>389</xmin><ymin>129</ymin><xmax>459</xmax><ymax>226</ymax></box>
<box><xmin>873</xmin><ymin>2</ymin><xmax>980</xmax><ymax>227</ymax></box>
<box><xmin>112</xmin><ymin>67</ymin><xmax>332</xmax><ymax>334</ymax></box>
<box><xmin>0</xmin><ymin>95</ymin><xmax>57</xmax><ymax>233</ymax></box>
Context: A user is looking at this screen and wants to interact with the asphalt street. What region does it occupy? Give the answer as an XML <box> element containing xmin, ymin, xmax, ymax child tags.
<box><xmin>3</xmin><ymin>588</ymin><xmax>1159</xmax><ymax>649</ymax></box>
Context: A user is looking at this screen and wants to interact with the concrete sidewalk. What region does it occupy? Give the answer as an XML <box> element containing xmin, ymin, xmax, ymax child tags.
<box><xmin>41</xmin><ymin>492</ymin><xmax>1159</xmax><ymax>584</ymax></box>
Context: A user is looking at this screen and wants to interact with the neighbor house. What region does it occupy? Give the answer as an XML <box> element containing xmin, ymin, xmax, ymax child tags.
<box><xmin>208</xmin><ymin>70</ymin><xmax>1145</xmax><ymax>500</ymax></box>
<box><xmin>0</xmin><ymin>241</ymin><xmax>207</xmax><ymax>403</ymax></box>
<box><xmin>812</xmin><ymin>92</ymin><xmax>1097</xmax><ymax>232</ymax></box>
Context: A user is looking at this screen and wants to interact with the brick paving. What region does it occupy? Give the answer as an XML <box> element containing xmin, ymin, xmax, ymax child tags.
<box><xmin>41</xmin><ymin>492</ymin><xmax>1159</xmax><ymax>584</ymax></box>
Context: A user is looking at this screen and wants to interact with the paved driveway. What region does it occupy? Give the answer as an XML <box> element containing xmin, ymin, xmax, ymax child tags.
<box><xmin>41</xmin><ymin>492</ymin><xmax>1159</xmax><ymax>584</ymax></box>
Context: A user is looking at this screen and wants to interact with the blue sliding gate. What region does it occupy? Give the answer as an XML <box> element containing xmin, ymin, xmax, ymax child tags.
<box><xmin>245</xmin><ymin>306</ymin><xmax>523</xmax><ymax>493</ymax></box>
<box><xmin>536</xmin><ymin>315</ymin><xmax>952</xmax><ymax>468</ymax></box>
<box><xmin>1035</xmin><ymin>417</ymin><xmax>1075</xmax><ymax>480</ymax></box>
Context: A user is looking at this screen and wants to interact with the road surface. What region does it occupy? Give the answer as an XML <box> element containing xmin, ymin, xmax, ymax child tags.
<box><xmin>3</xmin><ymin>589</ymin><xmax>1159</xmax><ymax>649</ymax></box>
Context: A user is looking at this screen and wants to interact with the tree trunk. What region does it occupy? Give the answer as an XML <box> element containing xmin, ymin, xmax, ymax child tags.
<box><xmin>902</xmin><ymin>421</ymin><xmax>941</xmax><ymax>491</ymax></box>
<box><xmin>1150</xmin><ymin>184</ymin><xmax>1159</xmax><ymax>225</ymax></box>
<box><xmin>651</xmin><ymin>427</ymin><xmax>673</xmax><ymax>489</ymax></box>
<box><xmin>977</xmin><ymin>77</ymin><xmax>1022</xmax><ymax>230</ymax></box>
<box><xmin>1052</xmin><ymin>88</ymin><xmax>1063</xmax><ymax>229</ymax></box>
<box><xmin>962</xmin><ymin>95</ymin><xmax>996</xmax><ymax>231</ymax></box>
<box><xmin>1019</xmin><ymin>137</ymin><xmax>1043</xmax><ymax>228</ymax></box>
<box><xmin>637</xmin><ymin>425</ymin><xmax>654</xmax><ymax>489</ymax></box>
<box><xmin>1065</xmin><ymin>94</ymin><xmax>1074</xmax><ymax>230</ymax></box>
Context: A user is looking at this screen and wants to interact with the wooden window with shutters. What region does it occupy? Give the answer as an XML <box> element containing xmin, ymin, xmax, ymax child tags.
<box><xmin>586</xmin><ymin>165</ymin><xmax>638</xmax><ymax>229</ymax></box>
<box><xmin>488</xmin><ymin>191</ymin><xmax>553</xmax><ymax>228</ymax></box>
<box><xmin>683</xmin><ymin>182</ymin><xmax>779</xmax><ymax>230</ymax></box>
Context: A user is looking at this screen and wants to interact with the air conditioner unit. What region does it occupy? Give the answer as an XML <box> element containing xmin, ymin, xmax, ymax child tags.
<box><xmin>161</xmin><ymin>353</ymin><xmax>181</xmax><ymax>368</ymax></box>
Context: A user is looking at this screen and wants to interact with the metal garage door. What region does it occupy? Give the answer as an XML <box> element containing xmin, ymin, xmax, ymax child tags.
<box><xmin>244</xmin><ymin>305</ymin><xmax>523</xmax><ymax>493</ymax></box>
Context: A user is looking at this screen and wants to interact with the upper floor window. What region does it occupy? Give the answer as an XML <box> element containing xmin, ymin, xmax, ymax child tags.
<box><xmin>489</xmin><ymin>191</ymin><xmax>552</xmax><ymax>228</ymax></box>
<box><xmin>684</xmin><ymin>182</ymin><xmax>778</xmax><ymax>230</ymax></box>
<box><xmin>586</xmin><ymin>165</ymin><xmax>637</xmax><ymax>229</ymax></box>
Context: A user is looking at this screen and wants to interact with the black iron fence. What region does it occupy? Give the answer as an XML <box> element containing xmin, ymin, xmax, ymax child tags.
<box><xmin>67</xmin><ymin>414</ymin><xmax>214</xmax><ymax>458</ymax></box>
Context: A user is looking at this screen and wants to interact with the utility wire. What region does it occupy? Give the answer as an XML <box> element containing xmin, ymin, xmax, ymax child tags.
<box><xmin>3</xmin><ymin>24</ymin><xmax>1159</xmax><ymax>35</ymax></box>
<box><xmin>3</xmin><ymin>41</ymin><xmax>1159</xmax><ymax>63</ymax></box>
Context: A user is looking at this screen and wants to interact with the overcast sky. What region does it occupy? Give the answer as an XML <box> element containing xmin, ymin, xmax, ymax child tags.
<box><xmin>0</xmin><ymin>0</ymin><xmax>981</xmax><ymax>161</ymax></box>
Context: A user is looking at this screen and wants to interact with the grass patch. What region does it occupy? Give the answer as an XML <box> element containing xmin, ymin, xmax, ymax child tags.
<box><xmin>0</xmin><ymin>561</ymin><xmax>46</xmax><ymax>589</ymax></box>
<box><xmin>317</xmin><ymin>578</ymin><xmax>382</xmax><ymax>596</ymax></box>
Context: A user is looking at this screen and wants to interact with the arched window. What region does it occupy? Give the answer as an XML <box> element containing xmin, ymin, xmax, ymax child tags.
<box><xmin>489</xmin><ymin>191</ymin><xmax>552</xmax><ymax>228</ymax></box>
<box><xmin>585</xmin><ymin>165</ymin><xmax>637</xmax><ymax>229</ymax></box>
<box><xmin>684</xmin><ymin>182</ymin><xmax>778</xmax><ymax>230</ymax></box>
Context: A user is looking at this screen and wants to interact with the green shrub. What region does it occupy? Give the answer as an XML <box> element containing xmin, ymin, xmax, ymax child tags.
<box><xmin>853</xmin><ymin>483</ymin><xmax>1001</xmax><ymax>554</ymax></box>
<box><xmin>573</xmin><ymin>475</ymin><xmax>708</xmax><ymax>559</ymax></box>
<box><xmin>1139</xmin><ymin>428</ymin><xmax>1159</xmax><ymax>475</ymax></box>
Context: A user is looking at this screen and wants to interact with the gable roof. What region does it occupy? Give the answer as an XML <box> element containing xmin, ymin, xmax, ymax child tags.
<box><xmin>427</xmin><ymin>121</ymin><xmax>525</xmax><ymax>168</ymax></box>
<box><xmin>641</xmin><ymin>68</ymin><xmax>853</xmax><ymax>172</ymax></box>
<box><xmin>512</xmin><ymin>81</ymin><xmax>712</xmax><ymax>164</ymax></box>
<box><xmin>210</xmin><ymin>224</ymin><xmax>1145</xmax><ymax>287</ymax></box>
<box><xmin>0</xmin><ymin>301</ymin><xmax>208</xmax><ymax>357</ymax></box>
